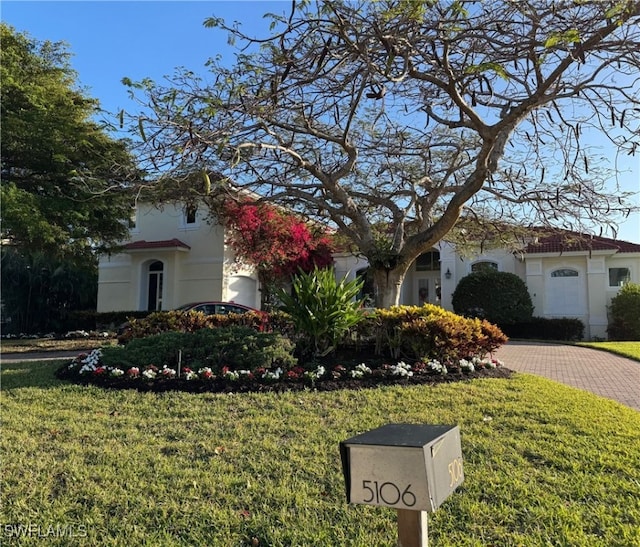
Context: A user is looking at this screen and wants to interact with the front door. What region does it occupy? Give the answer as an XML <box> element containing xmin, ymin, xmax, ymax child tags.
<box><xmin>147</xmin><ymin>261</ymin><xmax>164</xmax><ymax>311</ymax></box>
<box><xmin>415</xmin><ymin>275</ymin><xmax>441</xmax><ymax>306</ymax></box>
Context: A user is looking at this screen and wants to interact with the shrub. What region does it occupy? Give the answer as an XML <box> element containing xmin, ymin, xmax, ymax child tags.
<box><xmin>502</xmin><ymin>317</ymin><xmax>584</xmax><ymax>341</ymax></box>
<box><xmin>101</xmin><ymin>326</ymin><xmax>296</xmax><ymax>372</ymax></box>
<box><xmin>118</xmin><ymin>310</ymin><xmax>270</xmax><ymax>343</ymax></box>
<box><xmin>608</xmin><ymin>282</ymin><xmax>640</xmax><ymax>341</ymax></box>
<box><xmin>362</xmin><ymin>304</ymin><xmax>507</xmax><ymax>362</ymax></box>
<box><xmin>452</xmin><ymin>270</ymin><xmax>534</xmax><ymax>326</ymax></box>
<box><xmin>277</xmin><ymin>267</ymin><xmax>365</xmax><ymax>357</ymax></box>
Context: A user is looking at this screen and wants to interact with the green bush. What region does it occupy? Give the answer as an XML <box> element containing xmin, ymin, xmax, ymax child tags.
<box><xmin>452</xmin><ymin>270</ymin><xmax>534</xmax><ymax>326</ymax></box>
<box><xmin>118</xmin><ymin>310</ymin><xmax>270</xmax><ymax>343</ymax></box>
<box><xmin>277</xmin><ymin>267</ymin><xmax>365</xmax><ymax>357</ymax></box>
<box><xmin>358</xmin><ymin>305</ymin><xmax>507</xmax><ymax>362</ymax></box>
<box><xmin>607</xmin><ymin>282</ymin><xmax>640</xmax><ymax>341</ymax></box>
<box><xmin>101</xmin><ymin>326</ymin><xmax>296</xmax><ymax>372</ymax></box>
<box><xmin>503</xmin><ymin>317</ymin><xmax>584</xmax><ymax>341</ymax></box>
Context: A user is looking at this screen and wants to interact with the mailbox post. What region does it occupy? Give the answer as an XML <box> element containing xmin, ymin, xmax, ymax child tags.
<box><xmin>340</xmin><ymin>424</ymin><xmax>463</xmax><ymax>547</ymax></box>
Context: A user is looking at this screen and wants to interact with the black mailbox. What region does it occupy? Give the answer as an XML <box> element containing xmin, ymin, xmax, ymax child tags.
<box><xmin>340</xmin><ymin>423</ymin><xmax>463</xmax><ymax>512</ymax></box>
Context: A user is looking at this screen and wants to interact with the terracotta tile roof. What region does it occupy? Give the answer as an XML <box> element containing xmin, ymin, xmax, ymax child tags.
<box><xmin>525</xmin><ymin>231</ymin><xmax>640</xmax><ymax>254</ymax></box>
<box><xmin>123</xmin><ymin>239</ymin><xmax>191</xmax><ymax>251</ymax></box>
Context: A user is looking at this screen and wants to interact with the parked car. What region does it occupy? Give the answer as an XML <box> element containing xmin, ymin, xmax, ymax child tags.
<box><xmin>175</xmin><ymin>301</ymin><xmax>258</xmax><ymax>315</ymax></box>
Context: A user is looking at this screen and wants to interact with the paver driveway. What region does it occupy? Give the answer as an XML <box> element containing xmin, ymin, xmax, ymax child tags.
<box><xmin>494</xmin><ymin>341</ymin><xmax>640</xmax><ymax>411</ymax></box>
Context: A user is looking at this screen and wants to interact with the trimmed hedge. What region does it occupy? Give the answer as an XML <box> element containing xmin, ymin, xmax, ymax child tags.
<box><xmin>117</xmin><ymin>310</ymin><xmax>286</xmax><ymax>343</ymax></box>
<box><xmin>608</xmin><ymin>283</ymin><xmax>640</xmax><ymax>341</ymax></box>
<box><xmin>117</xmin><ymin>304</ymin><xmax>508</xmax><ymax>365</ymax></box>
<box><xmin>452</xmin><ymin>270</ymin><xmax>534</xmax><ymax>325</ymax></box>
<box><xmin>501</xmin><ymin>317</ymin><xmax>585</xmax><ymax>341</ymax></box>
<box><xmin>101</xmin><ymin>326</ymin><xmax>297</xmax><ymax>373</ymax></box>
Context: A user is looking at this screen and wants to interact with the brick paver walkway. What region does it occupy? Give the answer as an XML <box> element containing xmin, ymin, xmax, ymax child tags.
<box><xmin>494</xmin><ymin>342</ymin><xmax>640</xmax><ymax>411</ymax></box>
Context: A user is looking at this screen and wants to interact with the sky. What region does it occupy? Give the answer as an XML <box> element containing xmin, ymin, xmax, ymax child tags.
<box><xmin>2</xmin><ymin>0</ymin><xmax>639</xmax><ymax>243</ymax></box>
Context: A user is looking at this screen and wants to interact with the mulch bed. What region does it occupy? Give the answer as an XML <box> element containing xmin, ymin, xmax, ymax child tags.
<box><xmin>56</xmin><ymin>363</ymin><xmax>514</xmax><ymax>394</ymax></box>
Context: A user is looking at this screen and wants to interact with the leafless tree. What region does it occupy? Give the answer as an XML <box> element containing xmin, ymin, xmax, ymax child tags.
<box><xmin>127</xmin><ymin>0</ymin><xmax>640</xmax><ymax>307</ymax></box>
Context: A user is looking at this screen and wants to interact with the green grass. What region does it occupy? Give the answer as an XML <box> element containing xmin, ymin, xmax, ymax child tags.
<box><xmin>2</xmin><ymin>360</ymin><xmax>639</xmax><ymax>546</ymax></box>
<box><xmin>1</xmin><ymin>338</ymin><xmax>115</xmax><ymax>354</ymax></box>
<box><xmin>576</xmin><ymin>341</ymin><xmax>640</xmax><ymax>362</ymax></box>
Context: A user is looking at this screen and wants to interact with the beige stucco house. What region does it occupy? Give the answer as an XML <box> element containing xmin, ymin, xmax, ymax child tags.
<box><xmin>97</xmin><ymin>201</ymin><xmax>640</xmax><ymax>339</ymax></box>
<box><xmin>97</xmin><ymin>201</ymin><xmax>260</xmax><ymax>313</ymax></box>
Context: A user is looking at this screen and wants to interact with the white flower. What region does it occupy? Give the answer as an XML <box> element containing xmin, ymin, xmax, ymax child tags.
<box><xmin>427</xmin><ymin>359</ymin><xmax>447</xmax><ymax>375</ymax></box>
<box><xmin>305</xmin><ymin>365</ymin><xmax>326</xmax><ymax>381</ymax></box>
<box><xmin>351</xmin><ymin>363</ymin><xmax>372</xmax><ymax>378</ymax></box>
<box><xmin>109</xmin><ymin>368</ymin><xmax>124</xmax><ymax>377</ymax></box>
<box><xmin>184</xmin><ymin>371</ymin><xmax>198</xmax><ymax>380</ymax></box>
<box><xmin>223</xmin><ymin>369</ymin><xmax>239</xmax><ymax>381</ymax></box>
<box><xmin>161</xmin><ymin>367</ymin><xmax>177</xmax><ymax>378</ymax></box>
<box><xmin>143</xmin><ymin>369</ymin><xmax>157</xmax><ymax>379</ymax></box>
<box><xmin>459</xmin><ymin>359</ymin><xmax>475</xmax><ymax>372</ymax></box>
<box><xmin>390</xmin><ymin>361</ymin><xmax>414</xmax><ymax>377</ymax></box>
<box><xmin>262</xmin><ymin>367</ymin><xmax>283</xmax><ymax>381</ymax></box>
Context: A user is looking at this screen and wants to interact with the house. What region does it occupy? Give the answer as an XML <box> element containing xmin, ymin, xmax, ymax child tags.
<box><xmin>97</xmin><ymin>201</ymin><xmax>640</xmax><ymax>340</ymax></box>
<box><xmin>97</xmin><ymin>201</ymin><xmax>260</xmax><ymax>313</ymax></box>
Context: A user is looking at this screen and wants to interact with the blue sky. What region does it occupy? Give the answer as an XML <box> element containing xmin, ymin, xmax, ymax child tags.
<box><xmin>3</xmin><ymin>0</ymin><xmax>639</xmax><ymax>243</ymax></box>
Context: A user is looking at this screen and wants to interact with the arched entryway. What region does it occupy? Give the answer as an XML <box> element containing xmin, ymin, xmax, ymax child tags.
<box><xmin>145</xmin><ymin>260</ymin><xmax>164</xmax><ymax>311</ymax></box>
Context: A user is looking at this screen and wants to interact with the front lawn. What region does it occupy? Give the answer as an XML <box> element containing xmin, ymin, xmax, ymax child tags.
<box><xmin>577</xmin><ymin>341</ymin><xmax>640</xmax><ymax>361</ymax></box>
<box><xmin>1</xmin><ymin>360</ymin><xmax>639</xmax><ymax>546</ymax></box>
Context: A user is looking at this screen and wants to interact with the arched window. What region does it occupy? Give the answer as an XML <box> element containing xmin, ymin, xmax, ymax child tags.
<box><xmin>415</xmin><ymin>250</ymin><xmax>441</xmax><ymax>271</ymax></box>
<box><xmin>147</xmin><ymin>261</ymin><xmax>164</xmax><ymax>311</ymax></box>
<box><xmin>185</xmin><ymin>204</ymin><xmax>197</xmax><ymax>224</ymax></box>
<box><xmin>472</xmin><ymin>261</ymin><xmax>498</xmax><ymax>272</ymax></box>
<box><xmin>551</xmin><ymin>268</ymin><xmax>579</xmax><ymax>277</ymax></box>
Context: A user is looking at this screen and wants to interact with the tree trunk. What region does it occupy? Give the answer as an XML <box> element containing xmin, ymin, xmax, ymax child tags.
<box><xmin>372</xmin><ymin>267</ymin><xmax>407</xmax><ymax>308</ymax></box>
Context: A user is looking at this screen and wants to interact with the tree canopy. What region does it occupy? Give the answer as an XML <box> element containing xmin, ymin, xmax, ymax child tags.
<box><xmin>125</xmin><ymin>0</ymin><xmax>640</xmax><ymax>306</ymax></box>
<box><xmin>1</xmin><ymin>23</ymin><xmax>141</xmax><ymax>260</ymax></box>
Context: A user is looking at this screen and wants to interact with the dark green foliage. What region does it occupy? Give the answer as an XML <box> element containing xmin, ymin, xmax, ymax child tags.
<box><xmin>0</xmin><ymin>248</ymin><xmax>98</xmax><ymax>333</ymax></box>
<box><xmin>1</xmin><ymin>24</ymin><xmax>141</xmax><ymax>259</ymax></box>
<box><xmin>503</xmin><ymin>317</ymin><xmax>585</xmax><ymax>341</ymax></box>
<box><xmin>101</xmin><ymin>327</ymin><xmax>296</xmax><ymax>372</ymax></box>
<box><xmin>118</xmin><ymin>310</ymin><xmax>271</xmax><ymax>343</ymax></box>
<box><xmin>277</xmin><ymin>267</ymin><xmax>365</xmax><ymax>357</ymax></box>
<box><xmin>607</xmin><ymin>283</ymin><xmax>640</xmax><ymax>341</ymax></box>
<box><xmin>452</xmin><ymin>270</ymin><xmax>534</xmax><ymax>326</ymax></box>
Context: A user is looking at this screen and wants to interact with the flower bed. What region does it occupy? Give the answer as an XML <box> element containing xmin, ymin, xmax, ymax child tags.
<box><xmin>55</xmin><ymin>349</ymin><xmax>512</xmax><ymax>393</ymax></box>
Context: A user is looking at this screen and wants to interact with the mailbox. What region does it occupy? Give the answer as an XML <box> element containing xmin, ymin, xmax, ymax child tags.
<box><xmin>340</xmin><ymin>423</ymin><xmax>463</xmax><ymax>512</ymax></box>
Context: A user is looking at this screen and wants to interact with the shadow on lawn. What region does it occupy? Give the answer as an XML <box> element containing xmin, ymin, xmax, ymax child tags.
<box><xmin>1</xmin><ymin>359</ymin><xmax>70</xmax><ymax>390</ymax></box>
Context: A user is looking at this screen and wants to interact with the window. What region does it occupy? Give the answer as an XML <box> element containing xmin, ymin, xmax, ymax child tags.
<box><xmin>415</xmin><ymin>250</ymin><xmax>441</xmax><ymax>271</ymax></box>
<box><xmin>128</xmin><ymin>207</ymin><xmax>137</xmax><ymax>229</ymax></box>
<box><xmin>609</xmin><ymin>267</ymin><xmax>631</xmax><ymax>287</ymax></box>
<box><xmin>551</xmin><ymin>268</ymin><xmax>579</xmax><ymax>277</ymax></box>
<box><xmin>471</xmin><ymin>261</ymin><xmax>498</xmax><ymax>272</ymax></box>
<box><xmin>185</xmin><ymin>204</ymin><xmax>197</xmax><ymax>225</ymax></box>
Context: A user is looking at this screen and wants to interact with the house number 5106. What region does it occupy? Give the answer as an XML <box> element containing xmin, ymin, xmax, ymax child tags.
<box><xmin>362</xmin><ymin>480</ymin><xmax>417</xmax><ymax>507</ymax></box>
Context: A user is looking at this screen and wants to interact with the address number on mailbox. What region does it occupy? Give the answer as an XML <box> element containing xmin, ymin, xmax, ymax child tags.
<box><xmin>341</xmin><ymin>424</ymin><xmax>464</xmax><ymax>512</ymax></box>
<box><xmin>361</xmin><ymin>480</ymin><xmax>417</xmax><ymax>507</ymax></box>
